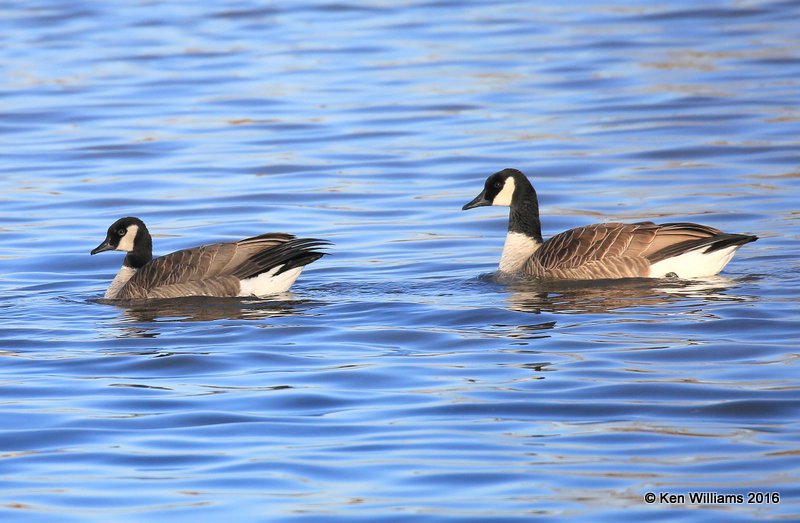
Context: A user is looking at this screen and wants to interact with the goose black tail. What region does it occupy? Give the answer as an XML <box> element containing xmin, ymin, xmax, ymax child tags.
<box><xmin>274</xmin><ymin>251</ymin><xmax>326</xmax><ymax>275</ymax></box>
<box><xmin>233</xmin><ymin>238</ymin><xmax>330</xmax><ymax>280</ymax></box>
<box><xmin>703</xmin><ymin>234</ymin><xmax>758</xmax><ymax>254</ymax></box>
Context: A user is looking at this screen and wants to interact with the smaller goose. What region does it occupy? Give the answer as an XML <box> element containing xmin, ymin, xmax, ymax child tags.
<box><xmin>91</xmin><ymin>217</ymin><xmax>329</xmax><ymax>299</ymax></box>
<box><xmin>462</xmin><ymin>168</ymin><xmax>757</xmax><ymax>280</ymax></box>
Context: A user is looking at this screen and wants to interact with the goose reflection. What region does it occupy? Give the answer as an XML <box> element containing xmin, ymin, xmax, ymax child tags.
<box><xmin>93</xmin><ymin>294</ymin><xmax>313</xmax><ymax>338</ymax></box>
<box><xmin>489</xmin><ymin>273</ymin><xmax>756</xmax><ymax>315</ymax></box>
<box><xmin>122</xmin><ymin>296</ymin><xmax>306</xmax><ymax>322</ymax></box>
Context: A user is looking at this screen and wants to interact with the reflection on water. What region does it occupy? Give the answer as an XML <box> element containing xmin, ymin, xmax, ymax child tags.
<box><xmin>98</xmin><ymin>295</ymin><xmax>304</xmax><ymax>324</ymax></box>
<box><xmin>496</xmin><ymin>273</ymin><xmax>756</xmax><ymax>315</ymax></box>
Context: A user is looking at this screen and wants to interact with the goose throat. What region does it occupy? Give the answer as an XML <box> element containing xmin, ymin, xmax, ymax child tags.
<box><xmin>499</xmin><ymin>231</ymin><xmax>540</xmax><ymax>273</ymax></box>
<box><xmin>105</xmin><ymin>266</ymin><xmax>137</xmax><ymax>299</ymax></box>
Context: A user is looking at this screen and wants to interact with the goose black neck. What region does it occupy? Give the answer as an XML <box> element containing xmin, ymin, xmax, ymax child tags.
<box><xmin>509</xmin><ymin>179</ymin><xmax>543</xmax><ymax>243</ymax></box>
<box><xmin>123</xmin><ymin>228</ymin><xmax>153</xmax><ymax>269</ymax></box>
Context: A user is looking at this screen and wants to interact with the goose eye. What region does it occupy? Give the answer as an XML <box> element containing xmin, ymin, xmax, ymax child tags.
<box><xmin>493</xmin><ymin>181</ymin><xmax>503</xmax><ymax>189</ymax></box>
<box><xmin>117</xmin><ymin>228</ymin><xmax>127</xmax><ymax>236</ymax></box>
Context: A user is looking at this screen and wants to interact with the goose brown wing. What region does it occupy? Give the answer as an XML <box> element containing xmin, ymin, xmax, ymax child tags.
<box><xmin>524</xmin><ymin>222</ymin><xmax>660</xmax><ymax>279</ymax></box>
<box><xmin>126</xmin><ymin>276</ymin><xmax>244</xmax><ymax>299</ymax></box>
<box><xmin>210</xmin><ymin>233</ymin><xmax>296</xmax><ymax>277</ymax></box>
<box><xmin>533</xmin><ymin>222</ymin><xmax>659</xmax><ymax>269</ymax></box>
<box><xmin>115</xmin><ymin>242</ymin><xmax>241</xmax><ymax>299</ymax></box>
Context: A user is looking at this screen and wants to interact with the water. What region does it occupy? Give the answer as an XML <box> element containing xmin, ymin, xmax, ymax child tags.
<box><xmin>1</xmin><ymin>0</ymin><xmax>799</xmax><ymax>521</ymax></box>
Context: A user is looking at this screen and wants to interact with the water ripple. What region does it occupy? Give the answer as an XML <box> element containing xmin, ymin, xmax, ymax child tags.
<box><xmin>1</xmin><ymin>0</ymin><xmax>799</xmax><ymax>521</ymax></box>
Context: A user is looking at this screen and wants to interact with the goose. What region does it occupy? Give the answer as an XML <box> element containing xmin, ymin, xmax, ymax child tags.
<box><xmin>91</xmin><ymin>217</ymin><xmax>329</xmax><ymax>299</ymax></box>
<box><xmin>462</xmin><ymin>168</ymin><xmax>757</xmax><ymax>280</ymax></box>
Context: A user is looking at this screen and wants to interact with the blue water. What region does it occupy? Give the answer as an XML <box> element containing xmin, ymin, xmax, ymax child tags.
<box><xmin>2</xmin><ymin>1</ymin><xmax>799</xmax><ymax>521</ymax></box>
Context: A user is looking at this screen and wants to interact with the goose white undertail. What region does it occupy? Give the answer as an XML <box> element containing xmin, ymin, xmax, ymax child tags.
<box><xmin>648</xmin><ymin>244</ymin><xmax>739</xmax><ymax>279</ymax></box>
<box><xmin>238</xmin><ymin>266</ymin><xmax>304</xmax><ymax>297</ymax></box>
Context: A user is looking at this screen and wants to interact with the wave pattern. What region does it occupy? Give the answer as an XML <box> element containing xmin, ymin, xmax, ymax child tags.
<box><xmin>1</xmin><ymin>1</ymin><xmax>799</xmax><ymax>521</ymax></box>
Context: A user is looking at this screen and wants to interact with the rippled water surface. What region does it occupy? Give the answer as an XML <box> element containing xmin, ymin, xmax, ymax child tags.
<box><xmin>2</xmin><ymin>1</ymin><xmax>800</xmax><ymax>521</ymax></box>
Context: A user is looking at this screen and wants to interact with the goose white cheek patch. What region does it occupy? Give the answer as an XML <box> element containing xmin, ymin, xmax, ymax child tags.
<box><xmin>492</xmin><ymin>177</ymin><xmax>516</xmax><ymax>206</ymax></box>
<box><xmin>116</xmin><ymin>224</ymin><xmax>139</xmax><ymax>252</ymax></box>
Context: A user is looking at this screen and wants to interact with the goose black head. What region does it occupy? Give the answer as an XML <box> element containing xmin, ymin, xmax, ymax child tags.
<box><xmin>91</xmin><ymin>217</ymin><xmax>146</xmax><ymax>254</ymax></box>
<box><xmin>462</xmin><ymin>168</ymin><xmax>533</xmax><ymax>210</ymax></box>
<box><xmin>91</xmin><ymin>217</ymin><xmax>153</xmax><ymax>268</ymax></box>
<box><xmin>462</xmin><ymin>168</ymin><xmax>543</xmax><ymax>242</ymax></box>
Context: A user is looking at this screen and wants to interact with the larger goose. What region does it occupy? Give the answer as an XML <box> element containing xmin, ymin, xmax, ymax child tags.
<box><xmin>91</xmin><ymin>217</ymin><xmax>328</xmax><ymax>299</ymax></box>
<box><xmin>462</xmin><ymin>168</ymin><xmax>757</xmax><ymax>280</ymax></box>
